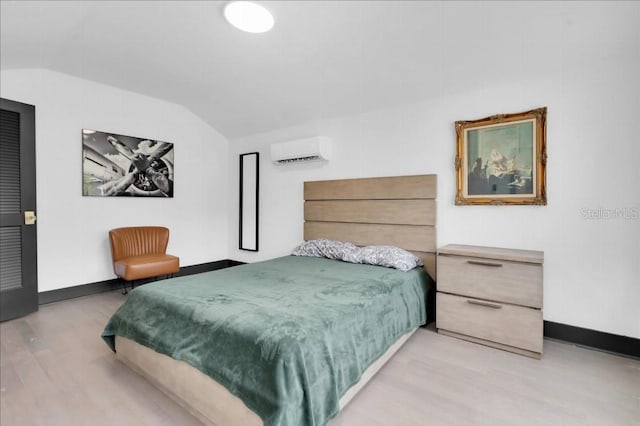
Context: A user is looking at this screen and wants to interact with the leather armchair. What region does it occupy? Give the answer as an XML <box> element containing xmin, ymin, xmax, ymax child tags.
<box><xmin>109</xmin><ymin>226</ymin><xmax>180</xmax><ymax>294</ymax></box>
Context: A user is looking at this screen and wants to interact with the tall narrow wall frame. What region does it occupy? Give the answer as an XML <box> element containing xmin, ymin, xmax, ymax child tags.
<box><xmin>239</xmin><ymin>152</ymin><xmax>259</xmax><ymax>251</ymax></box>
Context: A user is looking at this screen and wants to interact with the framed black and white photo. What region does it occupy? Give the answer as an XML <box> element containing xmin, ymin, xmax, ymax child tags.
<box><xmin>82</xmin><ymin>129</ymin><xmax>174</xmax><ymax>197</ymax></box>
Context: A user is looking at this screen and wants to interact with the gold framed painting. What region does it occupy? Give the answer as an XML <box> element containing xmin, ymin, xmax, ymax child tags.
<box><xmin>455</xmin><ymin>107</ymin><xmax>547</xmax><ymax>205</ymax></box>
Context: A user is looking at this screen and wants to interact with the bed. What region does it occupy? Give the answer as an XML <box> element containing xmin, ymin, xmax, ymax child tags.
<box><xmin>102</xmin><ymin>174</ymin><xmax>437</xmax><ymax>426</ymax></box>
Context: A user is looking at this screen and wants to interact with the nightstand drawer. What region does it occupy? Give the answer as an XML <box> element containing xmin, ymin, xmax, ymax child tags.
<box><xmin>436</xmin><ymin>293</ymin><xmax>543</xmax><ymax>354</ymax></box>
<box><xmin>437</xmin><ymin>254</ymin><xmax>542</xmax><ymax>308</ymax></box>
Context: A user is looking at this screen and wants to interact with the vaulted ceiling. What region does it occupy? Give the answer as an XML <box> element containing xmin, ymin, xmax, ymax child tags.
<box><xmin>1</xmin><ymin>1</ymin><xmax>635</xmax><ymax>139</ymax></box>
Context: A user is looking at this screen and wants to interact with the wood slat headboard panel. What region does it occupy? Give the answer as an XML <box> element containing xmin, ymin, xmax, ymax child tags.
<box><xmin>303</xmin><ymin>174</ymin><xmax>437</xmax><ymax>280</ymax></box>
<box><xmin>304</xmin><ymin>174</ymin><xmax>437</xmax><ymax>200</ymax></box>
<box><xmin>413</xmin><ymin>252</ymin><xmax>436</xmax><ymax>280</ymax></box>
<box><xmin>304</xmin><ymin>222</ymin><xmax>436</xmax><ymax>253</ymax></box>
<box><xmin>305</xmin><ymin>199</ymin><xmax>436</xmax><ymax>226</ymax></box>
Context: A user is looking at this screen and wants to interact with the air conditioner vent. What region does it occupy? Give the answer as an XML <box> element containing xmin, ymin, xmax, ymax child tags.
<box><xmin>270</xmin><ymin>137</ymin><xmax>331</xmax><ymax>164</ymax></box>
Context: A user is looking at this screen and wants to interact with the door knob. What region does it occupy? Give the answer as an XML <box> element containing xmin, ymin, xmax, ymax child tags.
<box><xmin>24</xmin><ymin>211</ymin><xmax>37</xmax><ymax>225</ymax></box>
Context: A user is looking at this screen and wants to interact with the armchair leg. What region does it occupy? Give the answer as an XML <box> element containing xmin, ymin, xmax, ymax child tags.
<box><xmin>120</xmin><ymin>279</ymin><xmax>128</xmax><ymax>295</ymax></box>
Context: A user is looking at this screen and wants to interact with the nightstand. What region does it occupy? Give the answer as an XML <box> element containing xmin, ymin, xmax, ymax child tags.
<box><xmin>436</xmin><ymin>244</ymin><xmax>544</xmax><ymax>358</ymax></box>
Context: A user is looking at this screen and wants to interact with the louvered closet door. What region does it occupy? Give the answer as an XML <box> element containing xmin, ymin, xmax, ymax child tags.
<box><xmin>0</xmin><ymin>98</ymin><xmax>37</xmax><ymax>321</ymax></box>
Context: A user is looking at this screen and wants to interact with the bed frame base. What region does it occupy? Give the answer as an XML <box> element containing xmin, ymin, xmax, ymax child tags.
<box><xmin>115</xmin><ymin>328</ymin><xmax>417</xmax><ymax>426</ymax></box>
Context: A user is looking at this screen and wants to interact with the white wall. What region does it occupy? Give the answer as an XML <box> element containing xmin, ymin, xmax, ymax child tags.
<box><xmin>1</xmin><ymin>69</ymin><xmax>230</xmax><ymax>292</ymax></box>
<box><xmin>228</xmin><ymin>44</ymin><xmax>640</xmax><ymax>338</ymax></box>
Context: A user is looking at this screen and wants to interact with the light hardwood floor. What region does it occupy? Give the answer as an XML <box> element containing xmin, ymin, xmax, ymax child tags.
<box><xmin>1</xmin><ymin>290</ymin><xmax>638</xmax><ymax>426</ymax></box>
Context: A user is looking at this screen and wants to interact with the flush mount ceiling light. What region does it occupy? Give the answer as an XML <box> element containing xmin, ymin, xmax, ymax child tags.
<box><xmin>224</xmin><ymin>1</ymin><xmax>274</xmax><ymax>33</ymax></box>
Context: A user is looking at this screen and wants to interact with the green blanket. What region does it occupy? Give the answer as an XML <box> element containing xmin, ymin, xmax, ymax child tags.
<box><xmin>102</xmin><ymin>255</ymin><xmax>430</xmax><ymax>426</ymax></box>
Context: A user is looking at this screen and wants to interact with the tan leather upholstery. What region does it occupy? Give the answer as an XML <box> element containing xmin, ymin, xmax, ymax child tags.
<box><xmin>109</xmin><ymin>226</ymin><xmax>180</xmax><ymax>281</ymax></box>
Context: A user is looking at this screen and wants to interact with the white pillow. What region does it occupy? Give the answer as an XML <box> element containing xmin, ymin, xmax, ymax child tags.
<box><xmin>292</xmin><ymin>238</ymin><xmax>357</xmax><ymax>260</ymax></box>
<box><xmin>346</xmin><ymin>245</ymin><xmax>423</xmax><ymax>272</ymax></box>
<box><xmin>293</xmin><ymin>239</ymin><xmax>423</xmax><ymax>272</ymax></box>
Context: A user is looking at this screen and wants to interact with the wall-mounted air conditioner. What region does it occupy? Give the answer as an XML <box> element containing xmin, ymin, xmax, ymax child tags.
<box><xmin>270</xmin><ymin>137</ymin><xmax>331</xmax><ymax>164</ymax></box>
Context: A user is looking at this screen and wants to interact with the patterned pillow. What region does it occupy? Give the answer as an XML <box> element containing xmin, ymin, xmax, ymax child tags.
<box><xmin>347</xmin><ymin>245</ymin><xmax>423</xmax><ymax>272</ymax></box>
<box><xmin>292</xmin><ymin>238</ymin><xmax>358</xmax><ymax>260</ymax></box>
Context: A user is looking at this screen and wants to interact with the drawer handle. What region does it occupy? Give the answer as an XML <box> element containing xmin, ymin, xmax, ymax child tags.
<box><xmin>467</xmin><ymin>300</ymin><xmax>502</xmax><ymax>309</ymax></box>
<box><xmin>467</xmin><ymin>260</ymin><xmax>503</xmax><ymax>267</ymax></box>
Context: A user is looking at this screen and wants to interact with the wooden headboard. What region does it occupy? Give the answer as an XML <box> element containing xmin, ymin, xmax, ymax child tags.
<box><xmin>303</xmin><ymin>174</ymin><xmax>437</xmax><ymax>280</ymax></box>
